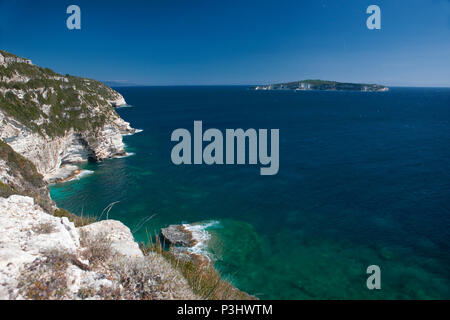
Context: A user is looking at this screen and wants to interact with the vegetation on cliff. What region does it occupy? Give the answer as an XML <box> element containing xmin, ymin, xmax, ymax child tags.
<box><xmin>0</xmin><ymin>49</ymin><xmax>253</xmax><ymax>300</ymax></box>
<box><xmin>0</xmin><ymin>50</ymin><xmax>123</xmax><ymax>137</ymax></box>
<box><xmin>0</xmin><ymin>140</ymin><xmax>53</xmax><ymax>212</ymax></box>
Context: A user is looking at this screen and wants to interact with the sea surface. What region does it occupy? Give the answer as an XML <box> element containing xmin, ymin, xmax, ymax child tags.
<box><xmin>50</xmin><ymin>86</ymin><xmax>450</xmax><ymax>299</ymax></box>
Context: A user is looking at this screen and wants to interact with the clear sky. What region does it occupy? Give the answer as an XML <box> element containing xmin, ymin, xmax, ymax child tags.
<box><xmin>0</xmin><ymin>0</ymin><xmax>449</xmax><ymax>86</ymax></box>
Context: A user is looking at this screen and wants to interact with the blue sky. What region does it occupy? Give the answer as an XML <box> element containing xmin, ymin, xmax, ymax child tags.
<box><xmin>0</xmin><ymin>0</ymin><xmax>449</xmax><ymax>86</ymax></box>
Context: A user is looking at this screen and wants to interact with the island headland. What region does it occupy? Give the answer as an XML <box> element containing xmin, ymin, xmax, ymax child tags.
<box><xmin>254</xmin><ymin>79</ymin><xmax>389</xmax><ymax>92</ymax></box>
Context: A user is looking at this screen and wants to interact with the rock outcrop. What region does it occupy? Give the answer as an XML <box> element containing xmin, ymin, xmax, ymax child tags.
<box><xmin>161</xmin><ymin>224</ymin><xmax>211</xmax><ymax>266</ymax></box>
<box><xmin>161</xmin><ymin>225</ymin><xmax>197</xmax><ymax>247</ymax></box>
<box><xmin>0</xmin><ymin>50</ymin><xmax>206</xmax><ymax>300</ymax></box>
<box><xmin>0</xmin><ymin>50</ymin><xmax>250</xmax><ymax>300</ymax></box>
<box><xmin>79</xmin><ymin>220</ymin><xmax>143</xmax><ymax>259</ymax></box>
<box><xmin>0</xmin><ymin>114</ymin><xmax>133</xmax><ymax>182</ymax></box>
<box><xmin>0</xmin><ymin>195</ymin><xmax>198</xmax><ymax>300</ymax></box>
<box><xmin>0</xmin><ymin>140</ymin><xmax>53</xmax><ymax>212</ymax></box>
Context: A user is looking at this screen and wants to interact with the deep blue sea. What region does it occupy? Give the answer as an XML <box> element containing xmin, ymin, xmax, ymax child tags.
<box><xmin>50</xmin><ymin>86</ymin><xmax>450</xmax><ymax>299</ymax></box>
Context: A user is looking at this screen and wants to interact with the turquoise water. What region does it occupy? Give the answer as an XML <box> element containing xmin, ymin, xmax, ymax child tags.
<box><xmin>50</xmin><ymin>87</ymin><xmax>450</xmax><ymax>299</ymax></box>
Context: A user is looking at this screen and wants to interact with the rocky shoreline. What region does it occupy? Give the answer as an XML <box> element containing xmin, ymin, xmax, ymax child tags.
<box><xmin>0</xmin><ymin>50</ymin><xmax>136</xmax><ymax>183</ymax></box>
<box><xmin>0</xmin><ymin>50</ymin><xmax>252</xmax><ymax>300</ymax></box>
<box><xmin>0</xmin><ymin>195</ymin><xmax>198</xmax><ymax>300</ymax></box>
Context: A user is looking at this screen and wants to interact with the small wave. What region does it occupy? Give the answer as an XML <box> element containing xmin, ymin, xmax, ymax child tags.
<box><xmin>123</xmin><ymin>129</ymin><xmax>144</xmax><ymax>137</ymax></box>
<box><xmin>116</xmin><ymin>104</ymin><xmax>133</xmax><ymax>109</ymax></box>
<box><xmin>116</xmin><ymin>152</ymin><xmax>135</xmax><ymax>159</ymax></box>
<box><xmin>183</xmin><ymin>221</ymin><xmax>220</xmax><ymax>259</ymax></box>
<box><xmin>69</xmin><ymin>170</ymin><xmax>94</xmax><ymax>181</ymax></box>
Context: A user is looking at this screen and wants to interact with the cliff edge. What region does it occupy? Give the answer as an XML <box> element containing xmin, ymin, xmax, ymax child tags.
<box><xmin>254</xmin><ymin>79</ymin><xmax>389</xmax><ymax>92</ymax></box>
<box><xmin>0</xmin><ymin>195</ymin><xmax>198</xmax><ymax>300</ymax></box>
<box><xmin>0</xmin><ymin>51</ymin><xmax>197</xmax><ymax>300</ymax></box>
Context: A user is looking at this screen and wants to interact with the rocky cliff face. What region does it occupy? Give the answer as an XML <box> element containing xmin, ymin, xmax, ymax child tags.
<box><xmin>0</xmin><ymin>50</ymin><xmax>250</xmax><ymax>300</ymax></box>
<box><xmin>0</xmin><ymin>140</ymin><xmax>53</xmax><ymax>212</ymax></box>
<box><xmin>0</xmin><ymin>50</ymin><xmax>135</xmax><ymax>182</ymax></box>
<box><xmin>0</xmin><ymin>50</ymin><xmax>201</xmax><ymax>300</ymax></box>
<box><xmin>0</xmin><ymin>141</ymin><xmax>198</xmax><ymax>300</ymax></box>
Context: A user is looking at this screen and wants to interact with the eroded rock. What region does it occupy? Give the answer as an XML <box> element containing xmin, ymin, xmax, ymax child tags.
<box><xmin>0</xmin><ymin>195</ymin><xmax>198</xmax><ymax>300</ymax></box>
<box><xmin>161</xmin><ymin>225</ymin><xmax>197</xmax><ymax>247</ymax></box>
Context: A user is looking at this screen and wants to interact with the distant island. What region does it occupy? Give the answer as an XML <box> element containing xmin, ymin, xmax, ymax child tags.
<box><xmin>253</xmin><ymin>80</ymin><xmax>389</xmax><ymax>92</ymax></box>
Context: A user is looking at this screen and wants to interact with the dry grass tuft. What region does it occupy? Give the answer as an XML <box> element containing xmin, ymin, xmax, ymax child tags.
<box><xmin>140</xmin><ymin>237</ymin><xmax>255</xmax><ymax>300</ymax></box>
<box><xmin>106</xmin><ymin>255</ymin><xmax>195</xmax><ymax>300</ymax></box>
<box><xmin>32</xmin><ymin>221</ymin><xmax>57</xmax><ymax>234</ymax></box>
<box><xmin>79</xmin><ymin>230</ymin><xmax>112</xmax><ymax>267</ymax></box>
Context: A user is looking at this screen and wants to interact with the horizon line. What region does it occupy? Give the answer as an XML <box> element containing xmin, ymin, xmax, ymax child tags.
<box><xmin>105</xmin><ymin>84</ymin><xmax>450</xmax><ymax>88</ymax></box>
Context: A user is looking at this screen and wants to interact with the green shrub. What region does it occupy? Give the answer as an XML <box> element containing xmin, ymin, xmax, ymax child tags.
<box><xmin>0</xmin><ymin>50</ymin><xmax>120</xmax><ymax>138</ymax></box>
<box><xmin>32</xmin><ymin>222</ymin><xmax>57</xmax><ymax>234</ymax></box>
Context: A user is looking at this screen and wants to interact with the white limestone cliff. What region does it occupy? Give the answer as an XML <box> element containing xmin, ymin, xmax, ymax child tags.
<box><xmin>0</xmin><ymin>50</ymin><xmax>209</xmax><ymax>300</ymax></box>
<box><xmin>0</xmin><ymin>50</ymin><xmax>135</xmax><ymax>182</ymax></box>
<box><xmin>0</xmin><ymin>110</ymin><xmax>134</xmax><ymax>182</ymax></box>
<box><xmin>0</xmin><ymin>195</ymin><xmax>198</xmax><ymax>300</ymax></box>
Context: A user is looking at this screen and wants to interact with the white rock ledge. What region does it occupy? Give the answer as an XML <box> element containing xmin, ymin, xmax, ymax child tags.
<box><xmin>0</xmin><ymin>195</ymin><xmax>197</xmax><ymax>300</ymax></box>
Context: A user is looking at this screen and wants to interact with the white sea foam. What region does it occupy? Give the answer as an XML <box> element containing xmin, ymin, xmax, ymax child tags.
<box><xmin>116</xmin><ymin>152</ymin><xmax>135</xmax><ymax>159</ymax></box>
<box><xmin>123</xmin><ymin>129</ymin><xmax>144</xmax><ymax>137</ymax></box>
<box><xmin>116</xmin><ymin>104</ymin><xmax>133</xmax><ymax>109</ymax></box>
<box><xmin>69</xmin><ymin>170</ymin><xmax>94</xmax><ymax>181</ymax></box>
<box><xmin>183</xmin><ymin>221</ymin><xmax>220</xmax><ymax>259</ymax></box>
